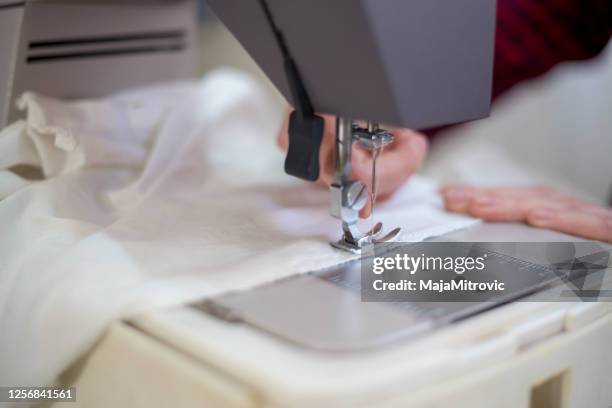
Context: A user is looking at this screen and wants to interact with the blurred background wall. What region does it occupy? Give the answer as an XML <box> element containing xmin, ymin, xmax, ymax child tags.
<box><xmin>195</xmin><ymin>2</ymin><xmax>612</xmax><ymax>204</ymax></box>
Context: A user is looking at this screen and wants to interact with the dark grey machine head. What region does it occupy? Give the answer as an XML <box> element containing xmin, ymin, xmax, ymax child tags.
<box><xmin>207</xmin><ymin>0</ymin><xmax>496</xmax><ymax>129</ymax></box>
<box><xmin>207</xmin><ymin>0</ymin><xmax>496</xmax><ymax>181</ymax></box>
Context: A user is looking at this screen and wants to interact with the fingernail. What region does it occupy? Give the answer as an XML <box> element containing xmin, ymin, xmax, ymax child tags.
<box><xmin>473</xmin><ymin>195</ymin><xmax>497</xmax><ymax>206</ymax></box>
<box><xmin>530</xmin><ymin>208</ymin><xmax>557</xmax><ymax>226</ymax></box>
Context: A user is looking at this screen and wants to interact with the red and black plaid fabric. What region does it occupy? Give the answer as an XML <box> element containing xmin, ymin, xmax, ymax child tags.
<box><xmin>494</xmin><ymin>0</ymin><xmax>612</xmax><ymax>98</ymax></box>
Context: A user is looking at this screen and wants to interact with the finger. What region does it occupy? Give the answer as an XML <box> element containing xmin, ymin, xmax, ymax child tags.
<box><xmin>527</xmin><ymin>208</ymin><xmax>612</xmax><ymax>243</ymax></box>
<box><xmin>440</xmin><ymin>184</ymin><xmax>479</xmax><ymax>195</ymax></box>
<box><xmin>277</xmin><ymin>110</ymin><xmax>291</xmax><ymax>150</ymax></box>
<box><xmin>568</xmin><ymin>201</ymin><xmax>612</xmax><ymax>217</ymax></box>
<box><xmin>467</xmin><ymin>193</ymin><xmax>573</xmax><ymax>222</ymax></box>
<box><xmin>352</xmin><ymin>130</ymin><xmax>427</xmax><ymax>218</ymax></box>
<box><xmin>482</xmin><ymin>186</ymin><xmax>559</xmax><ymax>199</ymax></box>
<box><xmin>353</xmin><ymin>129</ymin><xmax>428</xmax><ymax>199</ymax></box>
<box><xmin>478</xmin><ymin>186</ymin><xmax>587</xmax><ymax>213</ymax></box>
<box><xmin>360</xmin><ymin>194</ymin><xmax>372</xmax><ymax>218</ymax></box>
<box><xmin>442</xmin><ymin>185</ymin><xmax>572</xmax><ymax>221</ymax></box>
<box><xmin>352</xmin><ymin>149</ymin><xmax>373</xmax><ymax>218</ymax></box>
<box><xmin>353</xmin><ymin>150</ymin><xmax>400</xmax><ymax>218</ymax></box>
<box><xmin>317</xmin><ymin>114</ymin><xmax>338</xmax><ymax>187</ymax></box>
<box><xmin>378</xmin><ymin>129</ymin><xmax>428</xmax><ymax>184</ymax></box>
<box><xmin>358</xmin><ymin>192</ymin><xmax>395</xmax><ymax>218</ymax></box>
<box><xmin>467</xmin><ymin>195</ymin><xmax>528</xmax><ymax>221</ymax></box>
<box><xmin>442</xmin><ymin>184</ymin><xmax>612</xmax><ymax>242</ymax></box>
<box><xmin>441</xmin><ymin>185</ymin><xmax>482</xmax><ymax>213</ymax></box>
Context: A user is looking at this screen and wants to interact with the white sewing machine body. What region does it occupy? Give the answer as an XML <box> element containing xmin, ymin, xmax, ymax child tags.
<box><xmin>60</xmin><ymin>224</ymin><xmax>612</xmax><ymax>408</ymax></box>
<box><xmin>67</xmin><ymin>300</ymin><xmax>612</xmax><ymax>408</ymax></box>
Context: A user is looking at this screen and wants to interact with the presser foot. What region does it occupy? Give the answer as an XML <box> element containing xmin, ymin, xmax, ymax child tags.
<box><xmin>331</xmin><ymin>223</ymin><xmax>402</xmax><ymax>254</ymax></box>
<box><xmin>330</xmin><ymin>117</ymin><xmax>401</xmax><ymax>255</ymax></box>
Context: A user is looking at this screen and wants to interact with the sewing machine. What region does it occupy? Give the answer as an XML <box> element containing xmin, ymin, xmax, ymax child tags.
<box><xmin>2</xmin><ymin>1</ymin><xmax>612</xmax><ymax>407</ymax></box>
<box><xmin>207</xmin><ymin>0</ymin><xmax>496</xmax><ymax>253</ymax></box>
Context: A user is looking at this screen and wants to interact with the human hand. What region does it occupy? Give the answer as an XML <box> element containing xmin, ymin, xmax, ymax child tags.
<box><xmin>278</xmin><ymin>112</ymin><xmax>428</xmax><ymax>217</ymax></box>
<box><xmin>441</xmin><ymin>185</ymin><xmax>612</xmax><ymax>242</ymax></box>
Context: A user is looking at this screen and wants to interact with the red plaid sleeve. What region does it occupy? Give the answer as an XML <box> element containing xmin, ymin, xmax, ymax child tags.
<box><xmin>493</xmin><ymin>0</ymin><xmax>612</xmax><ymax>98</ymax></box>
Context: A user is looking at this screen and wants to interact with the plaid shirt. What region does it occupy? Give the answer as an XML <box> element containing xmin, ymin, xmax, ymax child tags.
<box><xmin>493</xmin><ymin>0</ymin><xmax>612</xmax><ymax>98</ymax></box>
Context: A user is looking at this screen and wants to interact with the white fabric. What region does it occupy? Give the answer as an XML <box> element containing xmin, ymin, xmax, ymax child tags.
<box><xmin>0</xmin><ymin>69</ymin><xmax>477</xmax><ymax>388</ymax></box>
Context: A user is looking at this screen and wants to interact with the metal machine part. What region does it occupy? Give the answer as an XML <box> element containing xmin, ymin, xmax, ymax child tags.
<box><xmin>207</xmin><ymin>0</ymin><xmax>496</xmax><ymax>251</ymax></box>
<box><xmin>330</xmin><ymin>117</ymin><xmax>400</xmax><ymax>253</ymax></box>
<box><xmin>195</xmin><ymin>224</ymin><xmax>612</xmax><ymax>352</ymax></box>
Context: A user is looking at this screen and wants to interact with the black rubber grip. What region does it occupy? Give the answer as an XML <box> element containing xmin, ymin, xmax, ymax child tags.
<box><xmin>284</xmin><ymin>110</ymin><xmax>324</xmax><ymax>181</ymax></box>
